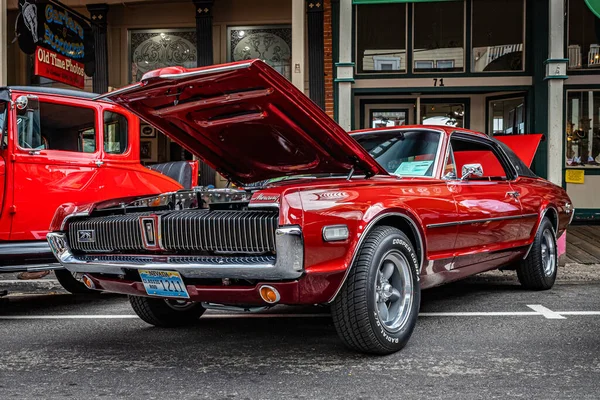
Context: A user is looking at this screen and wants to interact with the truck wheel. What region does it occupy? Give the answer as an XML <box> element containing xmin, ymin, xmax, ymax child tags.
<box><xmin>331</xmin><ymin>226</ymin><xmax>420</xmax><ymax>355</ymax></box>
<box><xmin>517</xmin><ymin>217</ymin><xmax>557</xmax><ymax>290</ymax></box>
<box><xmin>129</xmin><ymin>296</ymin><xmax>205</xmax><ymax>327</ymax></box>
<box><xmin>54</xmin><ymin>270</ymin><xmax>94</xmax><ymax>294</ymax></box>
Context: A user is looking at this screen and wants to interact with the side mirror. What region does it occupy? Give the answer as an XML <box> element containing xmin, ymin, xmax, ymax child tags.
<box><xmin>461</xmin><ymin>163</ymin><xmax>484</xmax><ymax>180</ymax></box>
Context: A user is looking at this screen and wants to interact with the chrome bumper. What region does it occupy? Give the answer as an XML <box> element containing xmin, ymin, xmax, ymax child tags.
<box><xmin>47</xmin><ymin>226</ymin><xmax>304</xmax><ymax>280</ymax></box>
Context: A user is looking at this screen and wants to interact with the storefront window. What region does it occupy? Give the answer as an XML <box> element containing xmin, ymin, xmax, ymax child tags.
<box><xmin>371</xmin><ymin>110</ymin><xmax>408</xmax><ymax>128</ymax></box>
<box><xmin>567</xmin><ymin>1</ymin><xmax>600</xmax><ymax>70</ymax></box>
<box><xmin>489</xmin><ymin>97</ymin><xmax>526</xmax><ymax>135</ymax></box>
<box><xmin>472</xmin><ymin>0</ymin><xmax>524</xmax><ymax>72</ymax></box>
<box><xmin>413</xmin><ymin>1</ymin><xmax>464</xmax><ymax>73</ymax></box>
<box><xmin>129</xmin><ymin>29</ymin><xmax>197</xmax><ymax>83</ymax></box>
<box><xmin>420</xmin><ymin>103</ymin><xmax>465</xmax><ymax>127</ymax></box>
<box><xmin>566</xmin><ymin>91</ymin><xmax>600</xmax><ymax>167</ymax></box>
<box><xmin>356</xmin><ymin>4</ymin><xmax>407</xmax><ymax>73</ymax></box>
<box><xmin>227</xmin><ymin>26</ymin><xmax>292</xmax><ymax>80</ymax></box>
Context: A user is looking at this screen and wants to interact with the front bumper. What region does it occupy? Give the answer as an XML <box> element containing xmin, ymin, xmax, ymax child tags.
<box><xmin>47</xmin><ymin>226</ymin><xmax>304</xmax><ymax>280</ymax></box>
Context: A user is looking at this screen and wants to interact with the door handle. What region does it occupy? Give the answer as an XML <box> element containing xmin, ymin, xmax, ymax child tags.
<box><xmin>506</xmin><ymin>191</ymin><xmax>520</xmax><ymax>199</ymax></box>
<box><xmin>94</xmin><ymin>160</ymin><xmax>104</xmax><ymax>167</ymax></box>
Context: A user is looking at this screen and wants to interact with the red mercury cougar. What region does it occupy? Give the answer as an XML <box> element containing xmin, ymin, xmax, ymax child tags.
<box><xmin>47</xmin><ymin>60</ymin><xmax>573</xmax><ymax>355</ymax></box>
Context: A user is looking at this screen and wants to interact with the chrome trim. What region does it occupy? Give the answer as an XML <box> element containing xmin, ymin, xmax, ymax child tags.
<box><xmin>426</xmin><ymin>213</ymin><xmax>538</xmax><ymax>229</ymax></box>
<box><xmin>523</xmin><ymin>207</ymin><xmax>558</xmax><ymax>260</ymax></box>
<box><xmin>248</xmin><ymin>202</ymin><xmax>280</xmax><ymax>209</ymax></box>
<box><xmin>327</xmin><ymin>212</ymin><xmax>425</xmax><ymax>303</ymax></box>
<box><xmin>47</xmin><ymin>225</ymin><xmax>304</xmax><ymax>280</ymax></box>
<box><xmin>258</xmin><ymin>285</ymin><xmax>281</xmax><ymax>304</ymax></box>
<box><xmin>60</xmin><ymin>210</ymin><xmax>92</xmax><ymax>231</ymax></box>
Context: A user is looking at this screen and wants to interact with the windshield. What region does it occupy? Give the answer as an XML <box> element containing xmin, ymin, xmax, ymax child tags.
<box><xmin>352</xmin><ymin>130</ymin><xmax>441</xmax><ymax>177</ymax></box>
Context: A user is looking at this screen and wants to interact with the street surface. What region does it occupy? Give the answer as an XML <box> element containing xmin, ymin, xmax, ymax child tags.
<box><xmin>0</xmin><ymin>268</ymin><xmax>599</xmax><ymax>399</ymax></box>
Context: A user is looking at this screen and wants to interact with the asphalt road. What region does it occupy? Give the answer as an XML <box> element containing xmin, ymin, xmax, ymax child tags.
<box><xmin>0</xmin><ymin>275</ymin><xmax>599</xmax><ymax>400</ymax></box>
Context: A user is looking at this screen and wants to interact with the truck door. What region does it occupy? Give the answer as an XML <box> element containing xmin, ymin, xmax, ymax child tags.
<box><xmin>10</xmin><ymin>94</ymin><xmax>102</xmax><ymax>241</ymax></box>
<box><xmin>0</xmin><ymin>100</ymin><xmax>7</xmax><ymax>220</ymax></box>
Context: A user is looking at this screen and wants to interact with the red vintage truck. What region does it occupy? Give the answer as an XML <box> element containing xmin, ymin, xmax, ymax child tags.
<box><xmin>0</xmin><ymin>86</ymin><xmax>198</xmax><ymax>292</ymax></box>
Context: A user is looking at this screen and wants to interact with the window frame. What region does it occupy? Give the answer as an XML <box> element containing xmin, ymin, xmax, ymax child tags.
<box><xmin>103</xmin><ymin>110</ymin><xmax>130</xmax><ymax>156</ymax></box>
<box><xmin>566</xmin><ymin>0</ymin><xmax>600</xmax><ymax>73</ymax></box>
<box><xmin>470</xmin><ymin>0</ymin><xmax>526</xmax><ymax>74</ymax></box>
<box><xmin>446</xmin><ymin>131</ymin><xmax>518</xmax><ymax>181</ymax></box>
<box><xmin>13</xmin><ymin>97</ymin><xmax>100</xmax><ymax>157</ymax></box>
<box><xmin>564</xmin><ymin>88</ymin><xmax>600</xmax><ymax>169</ymax></box>
<box><xmin>486</xmin><ymin>95</ymin><xmax>527</xmax><ymax>136</ymax></box>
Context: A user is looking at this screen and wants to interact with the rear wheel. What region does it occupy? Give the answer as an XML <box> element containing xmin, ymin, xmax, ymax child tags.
<box><xmin>129</xmin><ymin>295</ymin><xmax>205</xmax><ymax>327</ymax></box>
<box><xmin>331</xmin><ymin>226</ymin><xmax>421</xmax><ymax>355</ymax></box>
<box><xmin>54</xmin><ymin>269</ymin><xmax>94</xmax><ymax>294</ymax></box>
<box><xmin>517</xmin><ymin>217</ymin><xmax>557</xmax><ymax>290</ymax></box>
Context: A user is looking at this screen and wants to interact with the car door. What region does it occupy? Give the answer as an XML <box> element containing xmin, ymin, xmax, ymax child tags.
<box><xmin>9</xmin><ymin>94</ymin><xmax>103</xmax><ymax>241</ymax></box>
<box><xmin>445</xmin><ymin>133</ymin><xmax>523</xmax><ymax>269</ymax></box>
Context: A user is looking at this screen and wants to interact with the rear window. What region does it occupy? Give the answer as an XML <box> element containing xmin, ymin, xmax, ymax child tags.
<box><xmin>496</xmin><ymin>140</ymin><xmax>537</xmax><ymax>178</ymax></box>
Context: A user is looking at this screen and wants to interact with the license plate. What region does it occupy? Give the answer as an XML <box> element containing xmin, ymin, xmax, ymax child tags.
<box><xmin>139</xmin><ymin>270</ymin><xmax>189</xmax><ymax>299</ymax></box>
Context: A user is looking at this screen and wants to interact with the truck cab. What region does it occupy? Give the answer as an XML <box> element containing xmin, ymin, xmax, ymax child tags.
<box><xmin>0</xmin><ymin>86</ymin><xmax>196</xmax><ymax>278</ymax></box>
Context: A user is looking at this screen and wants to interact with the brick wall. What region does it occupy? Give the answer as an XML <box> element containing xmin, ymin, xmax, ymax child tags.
<box><xmin>323</xmin><ymin>0</ymin><xmax>334</xmax><ymax>118</ymax></box>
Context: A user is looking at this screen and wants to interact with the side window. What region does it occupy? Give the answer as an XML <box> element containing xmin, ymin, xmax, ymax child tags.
<box><xmin>0</xmin><ymin>102</ymin><xmax>7</xmax><ymax>148</ymax></box>
<box><xmin>17</xmin><ymin>100</ymin><xmax>96</xmax><ymax>153</ymax></box>
<box><xmin>443</xmin><ymin>145</ymin><xmax>457</xmax><ymax>179</ymax></box>
<box><xmin>104</xmin><ymin>111</ymin><xmax>128</xmax><ymax>154</ymax></box>
<box><xmin>450</xmin><ymin>137</ymin><xmax>510</xmax><ymax>180</ymax></box>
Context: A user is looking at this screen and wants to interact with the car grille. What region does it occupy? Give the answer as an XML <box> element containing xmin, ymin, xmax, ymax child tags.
<box><xmin>67</xmin><ymin>210</ymin><xmax>278</xmax><ymax>254</ymax></box>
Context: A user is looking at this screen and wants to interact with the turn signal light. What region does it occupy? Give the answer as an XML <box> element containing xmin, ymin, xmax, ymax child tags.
<box><xmin>81</xmin><ymin>274</ymin><xmax>96</xmax><ymax>290</ymax></box>
<box><xmin>259</xmin><ymin>285</ymin><xmax>280</xmax><ymax>304</ymax></box>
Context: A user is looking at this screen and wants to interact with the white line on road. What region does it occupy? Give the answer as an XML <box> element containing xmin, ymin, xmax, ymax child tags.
<box><xmin>527</xmin><ymin>304</ymin><xmax>567</xmax><ymax>319</ymax></box>
<box><xmin>0</xmin><ymin>310</ymin><xmax>598</xmax><ymax>320</ymax></box>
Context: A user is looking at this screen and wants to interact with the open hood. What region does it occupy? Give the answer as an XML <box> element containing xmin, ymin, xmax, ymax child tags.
<box><xmin>495</xmin><ymin>134</ymin><xmax>544</xmax><ymax>168</ymax></box>
<box><xmin>100</xmin><ymin>60</ymin><xmax>387</xmax><ymax>184</ymax></box>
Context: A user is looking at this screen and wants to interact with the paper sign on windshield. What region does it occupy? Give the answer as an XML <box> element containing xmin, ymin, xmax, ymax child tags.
<box><xmin>394</xmin><ymin>161</ymin><xmax>433</xmax><ymax>176</ymax></box>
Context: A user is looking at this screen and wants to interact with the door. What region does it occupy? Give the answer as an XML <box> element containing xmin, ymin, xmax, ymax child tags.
<box><xmin>445</xmin><ymin>134</ymin><xmax>523</xmax><ymax>268</ymax></box>
<box><xmin>10</xmin><ymin>95</ymin><xmax>102</xmax><ymax>241</ymax></box>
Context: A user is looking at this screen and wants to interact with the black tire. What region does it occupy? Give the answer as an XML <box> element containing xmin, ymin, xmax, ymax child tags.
<box><xmin>517</xmin><ymin>217</ymin><xmax>557</xmax><ymax>290</ymax></box>
<box><xmin>331</xmin><ymin>226</ymin><xmax>421</xmax><ymax>355</ymax></box>
<box><xmin>54</xmin><ymin>269</ymin><xmax>94</xmax><ymax>294</ymax></box>
<box><xmin>129</xmin><ymin>295</ymin><xmax>205</xmax><ymax>327</ymax></box>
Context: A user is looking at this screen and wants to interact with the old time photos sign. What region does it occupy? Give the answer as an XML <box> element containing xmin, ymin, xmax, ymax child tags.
<box><xmin>16</xmin><ymin>0</ymin><xmax>94</xmax><ymax>88</ymax></box>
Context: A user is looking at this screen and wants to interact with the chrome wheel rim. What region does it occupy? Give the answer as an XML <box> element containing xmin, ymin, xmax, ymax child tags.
<box><xmin>164</xmin><ymin>299</ymin><xmax>195</xmax><ymax>311</ymax></box>
<box><xmin>374</xmin><ymin>250</ymin><xmax>414</xmax><ymax>333</ymax></box>
<box><xmin>540</xmin><ymin>228</ymin><xmax>556</xmax><ymax>277</ymax></box>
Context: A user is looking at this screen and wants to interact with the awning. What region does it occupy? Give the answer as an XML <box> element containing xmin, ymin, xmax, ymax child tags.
<box><xmin>586</xmin><ymin>0</ymin><xmax>600</xmax><ymax>19</ymax></box>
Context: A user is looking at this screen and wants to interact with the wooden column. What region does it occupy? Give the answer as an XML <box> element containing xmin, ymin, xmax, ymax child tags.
<box><xmin>193</xmin><ymin>0</ymin><xmax>214</xmax><ymax>67</ymax></box>
<box><xmin>306</xmin><ymin>0</ymin><xmax>325</xmax><ymax>109</ymax></box>
<box><xmin>87</xmin><ymin>4</ymin><xmax>109</xmax><ymax>94</ymax></box>
<box><xmin>192</xmin><ymin>0</ymin><xmax>216</xmax><ymax>186</ymax></box>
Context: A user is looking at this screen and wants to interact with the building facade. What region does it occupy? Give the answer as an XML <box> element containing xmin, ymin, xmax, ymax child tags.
<box><xmin>334</xmin><ymin>0</ymin><xmax>600</xmax><ymax>222</ymax></box>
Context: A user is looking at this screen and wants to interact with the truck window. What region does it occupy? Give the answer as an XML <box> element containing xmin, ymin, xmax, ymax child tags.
<box><xmin>17</xmin><ymin>101</ymin><xmax>96</xmax><ymax>153</ymax></box>
<box><xmin>0</xmin><ymin>102</ymin><xmax>6</xmax><ymax>147</ymax></box>
<box><xmin>104</xmin><ymin>111</ymin><xmax>128</xmax><ymax>154</ymax></box>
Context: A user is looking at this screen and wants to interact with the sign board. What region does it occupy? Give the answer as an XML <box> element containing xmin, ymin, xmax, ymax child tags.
<box><xmin>565</xmin><ymin>169</ymin><xmax>585</xmax><ymax>184</ymax></box>
<box><xmin>34</xmin><ymin>46</ymin><xmax>85</xmax><ymax>88</ymax></box>
<box><xmin>16</xmin><ymin>0</ymin><xmax>94</xmax><ymax>87</ymax></box>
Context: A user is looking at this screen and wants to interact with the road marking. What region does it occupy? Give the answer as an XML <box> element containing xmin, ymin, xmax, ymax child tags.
<box><xmin>0</xmin><ymin>309</ymin><xmax>598</xmax><ymax>320</ymax></box>
<box><xmin>527</xmin><ymin>304</ymin><xmax>567</xmax><ymax>319</ymax></box>
<box><xmin>418</xmin><ymin>312</ymin><xmax>539</xmax><ymax>317</ymax></box>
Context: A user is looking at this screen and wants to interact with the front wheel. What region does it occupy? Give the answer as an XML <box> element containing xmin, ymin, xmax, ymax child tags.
<box><xmin>517</xmin><ymin>217</ymin><xmax>557</xmax><ymax>290</ymax></box>
<box><xmin>129</xmin><ymin>296</ymin><xmax>205</xmax><ymax>327</ymax></box>
<box><xmin>331</xmin><ymin>226</ymin><xmax>421</xmax><ymax>355</ymax></box>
